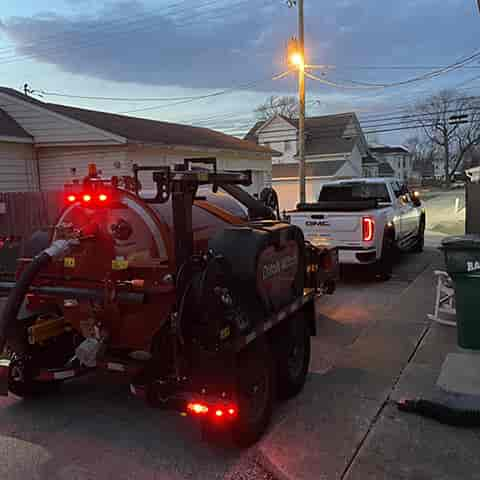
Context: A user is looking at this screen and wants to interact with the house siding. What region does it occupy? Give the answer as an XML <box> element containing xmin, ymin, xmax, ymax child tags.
<box><xmin>0</xmin><ymin>142</ymin><xmax>37</xmax><ymax>192</ymax></box>
<box><xmin>257</xmin><ymin>117</ymin><xmax>297</xmax><ymax>164</ymax></box>
<box><xmin>271</xmin><ymin>180</ymin><xmax>319</xmax><ymax>210</ymax></box>
<box><xmin>38</xmin><ymin>146</ymin><xmax>129</xmax><ymax>190</ymax></box>
<box><xmin>0</xmin><ymin>93</ymin><xmax>125</xmax><ymax>146</ymax></box>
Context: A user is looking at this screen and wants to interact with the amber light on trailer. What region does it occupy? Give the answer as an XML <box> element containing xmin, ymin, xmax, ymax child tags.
<box><xmin>187</xmin><ymin>402</ymin><xmax>209</xmax><ymax>415</ymax></box>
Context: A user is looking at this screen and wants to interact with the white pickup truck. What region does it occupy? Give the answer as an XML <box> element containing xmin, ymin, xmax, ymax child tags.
<box><xmin>286</xmin><ymin>178</ymin><xmax>426</xmax><ymax>279</ymax></box>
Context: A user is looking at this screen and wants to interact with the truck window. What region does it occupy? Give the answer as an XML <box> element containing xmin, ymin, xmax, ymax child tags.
<box><xmin>318</xmin><ymin>183</ymin><xmax>391</xmax><ymax>203</ymax></box>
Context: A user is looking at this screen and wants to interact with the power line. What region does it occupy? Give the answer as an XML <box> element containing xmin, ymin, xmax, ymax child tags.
<box><xmin>36</xmin><ymin>90</ymin><xmax>228</xmax><ymax>102</ymax></box>
<box><xmin>334</xmin><ymin>65</ymin><xmax>480</xmax><ymax>71</ymax></box>
<box><xmin>301</xmin><ymin>48</ymin><xmax>480</xmax><ymax>92</ymax></box>
<box><xmin>118</xmin><ymin>75</ymin><xmax>276</xmax><ymax>114</ymax></box>
<box><xmin>0</xmin><ymin>0</ymin><xmax>198</xmax><ymax>55</ymax></box>
<box><xmin>0</xmin><ymin>0</ymin><xmax>259</xmax><ymax>66</ymax></box>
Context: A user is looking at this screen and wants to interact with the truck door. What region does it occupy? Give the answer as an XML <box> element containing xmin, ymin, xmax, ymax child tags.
<box><xmin>391</xmin><ymin>181</ymin><xmax>408</xmax><ymax>239</ymax></box>
<box><xmin>402</xmin><ymin>190</ymin><xmax>421</xmax><ymax>237</ymax></box>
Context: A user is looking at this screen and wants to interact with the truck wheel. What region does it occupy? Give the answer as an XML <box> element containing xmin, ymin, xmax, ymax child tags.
<box><xmin>8</xmin><ymin>354</ymin><xmax>60</xmax><ymax>398</ymax></box>
<box><xmin>412</xmin><ymin>220</ymin><xmax>425</xmax><ymax>253</ymax></box>
<box><xmin>374</xmin><ymin>232</ymin><xmax>394</xmax><ymax>281</ymax></box>
<box><xmin>232</xmin><ymin>341</ymin><xmax>275</xmax><ymax>447</ymax></box>
<box><xmin>274</xmin><ymin>311</ymin><xmax>310</xmax><ymax>400</ymax></box>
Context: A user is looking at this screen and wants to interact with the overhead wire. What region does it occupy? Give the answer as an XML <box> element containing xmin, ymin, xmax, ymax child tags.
<box><xmin>0</xmin><ymin>0</ymin><xmax>200</xmax><ymax>55</ymax></box>
<box><xmin>0</xmin><ymin>0</ymin><xmax>263</xmax><ymax>66</ymax></box>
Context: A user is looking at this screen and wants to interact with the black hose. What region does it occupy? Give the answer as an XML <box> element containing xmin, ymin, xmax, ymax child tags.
<box><xmin>0</xmin><ymin>252</ymin><xmax>51</xmax><ymax>353</ymax></box>
<box><xmin>397</xmin><ymin>398</ymin><xmax>480</xmax><ymax>427</ymax></box>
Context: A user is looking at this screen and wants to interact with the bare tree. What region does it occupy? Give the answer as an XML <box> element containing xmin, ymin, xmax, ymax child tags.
<box><xmin>405</xmin><ymin>135</ymin><xmax>435</xmax><ymax>176</ymax></box>
<box><xmin>414</xmin><ymin>90</ymin><xmax>480</xmax><ymax>187</ymax></box>
<box><xmin>255</xmin><ymin>96</ymin><xmax>298</xmax><ymax>121</ymax></box>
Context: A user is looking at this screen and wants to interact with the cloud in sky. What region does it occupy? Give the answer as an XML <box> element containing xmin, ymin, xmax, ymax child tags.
<box><xmin>1</xmin><ymin>0</ymin><xmax>478</xmax><ymax>92</ymax></box>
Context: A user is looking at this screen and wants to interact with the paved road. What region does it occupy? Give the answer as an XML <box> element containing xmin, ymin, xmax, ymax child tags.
<box><xmin>423</xmin><ymin>189</ymin><xmax>465</xmax><ymax>236</ymax></box>
<box><xmin>0</xmin><ymin>248</ymin><xmax>438</xmax><ymax>480</ymax></box>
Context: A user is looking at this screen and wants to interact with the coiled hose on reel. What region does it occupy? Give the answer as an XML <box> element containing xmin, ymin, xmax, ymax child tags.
<box><xmin>0</xmin><ymin>240</ymin><xmax>77</xmax><ymax>353</ymax></box>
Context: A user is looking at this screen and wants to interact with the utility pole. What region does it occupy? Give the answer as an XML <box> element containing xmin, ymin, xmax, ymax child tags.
<box><xmin>297</xmin><ymin>0</ymin><xmax>306</xmax><ymax>204</ymax></box>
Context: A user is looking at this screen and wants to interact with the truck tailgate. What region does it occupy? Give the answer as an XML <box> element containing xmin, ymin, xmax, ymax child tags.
<box><xmin>289</xmin><ymin>211</ymin><xmax>361</xmax><ymax>244</ymax></box>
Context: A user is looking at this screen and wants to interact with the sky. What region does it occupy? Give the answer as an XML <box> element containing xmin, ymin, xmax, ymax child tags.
<box><xmin>0</xmin><ymin>0</ymin><xmax>480</xmax><ymax>143</ymax></box>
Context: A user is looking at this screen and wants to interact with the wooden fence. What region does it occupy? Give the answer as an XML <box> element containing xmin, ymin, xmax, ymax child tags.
<box><xmin>0</xmin><ymin>191</ymin><xmax>63</xmax><ymax>275</ymax></box>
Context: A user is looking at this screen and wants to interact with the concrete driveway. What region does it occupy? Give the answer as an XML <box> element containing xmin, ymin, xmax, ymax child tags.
<box><xmin>0</xmin><ymin>248</ymin><xmax>441</xmax><ymax>480</ymax></box>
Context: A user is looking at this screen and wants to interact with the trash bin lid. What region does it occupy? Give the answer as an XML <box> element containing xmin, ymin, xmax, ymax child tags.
<box><xmin>441</xmin><ymin>234</ymin><xmax>480</xmax><ymax>250</ymax></box>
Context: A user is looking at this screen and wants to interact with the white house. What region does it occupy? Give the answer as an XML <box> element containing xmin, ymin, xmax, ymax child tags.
<box><xmin>245</xmin><ymin>113</ymin><xmax>369</xmax><ymax>209</ymax></box>
<box><xmin>0</xmin><ymin>87</ymin><xmax>275</xmax><ymax>195</ymax></box>
<box><xmin>369</xmin><ymin>144</ymin><xmax>414</xmax><ymax>182</ymax></box>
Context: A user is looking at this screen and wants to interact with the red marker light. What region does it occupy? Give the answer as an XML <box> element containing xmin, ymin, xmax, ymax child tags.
<box><xmin>98</xmin><ymin>193</ymin><xmax>108</xmax><ymax>202</ymax></box>
<box><xmin>67</xmin><ymin>194</ymin><xmax>76</xmax><ymax>203</ymax></box>
<box><xmin>187</xmin><ymin>403</ymin><xmax>209</xmax><ymax>415</ymax></box>
<box><xmin>82</xmin><ymin>194</ymin><xmax>92</xmax><ymax>203</ymax></box>
<box><xmin>215</xmin><ymin>409</ymin><xmax>224</xmax><ymax>417</ymax></box>
<box><xmin>227</xmin><ymin>408</ymin><xmax>236</xmax><ymax>416</ymax></box>
<box><xmin>362</xmin><ymin>217</ymin><xmax>375</xmax><ymax>242</ymax></box>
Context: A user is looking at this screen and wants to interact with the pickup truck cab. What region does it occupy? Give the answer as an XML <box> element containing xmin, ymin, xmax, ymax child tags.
<box><xmin>286</xmin><ymin>178</ymin><xmax>426</xmax><ymax>279</ymax></box>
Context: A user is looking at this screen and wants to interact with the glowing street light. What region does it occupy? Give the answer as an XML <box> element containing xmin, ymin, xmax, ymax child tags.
<box><xmin>290</xmin><ymin>52</ymin><xmax>304</xmax><ymax>67</ymax></box>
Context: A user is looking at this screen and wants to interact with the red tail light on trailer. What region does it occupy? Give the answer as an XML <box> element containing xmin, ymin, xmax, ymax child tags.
<box><xmin>362</xmin><ymin>217</ymin><xmax>375</xmax><ymax>242</ymax></box>
<box><xmin>82</xmin><ymin>194</ymin><xmax>92</xmax><ymax>203</ymax></box>
<box><xmin>98</xmin><ymin>193</ymin><xmax>108</xmax><ymax>203</ymax></box>
<box><xmin>67</xmin><ymin>194</ymin><xmax>77</xmax><ymax>203</ymax></box>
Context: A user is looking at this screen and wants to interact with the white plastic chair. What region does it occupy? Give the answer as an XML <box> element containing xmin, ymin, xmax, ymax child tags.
<box><xmin>427</xmin><ymin>270</ymin><xmax>457</xmax><ymax>327</ymax></box>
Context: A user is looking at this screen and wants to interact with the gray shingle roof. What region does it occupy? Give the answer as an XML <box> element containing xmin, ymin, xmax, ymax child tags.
<box><xmin>245</xmin><ymin>113</ymin><xmax>357</xmax><ymax>156</ymax></box>
<box><xmin>0</xmin><ymin>87</ymin><xmax>273</xmax><ymax>155</ymax></box>
<box><xmin>370</xmin><ymin>145</ymin><xmax>409</xmax><ymax>155</ymax></box>
<box><xmin>0</xmin><ymin>108</ymin><xmax>32</xmax><ymax>139</ymax></box>
<box><xmin>272</xmin><ymin>160</ymin><xmax>346</xmax><ymax>179</ymax></box>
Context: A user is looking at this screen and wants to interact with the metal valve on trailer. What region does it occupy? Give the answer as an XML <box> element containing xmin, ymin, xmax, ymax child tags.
<box><xmin>0</xmin><ymin>158</ymin><xmax>339</xmax><ymax>446</ymax></box>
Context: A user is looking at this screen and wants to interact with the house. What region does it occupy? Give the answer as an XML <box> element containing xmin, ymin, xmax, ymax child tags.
<box><xmin>0</xmin><ymin>87</ymin><xmax>275</xmax><ymax>195</ymax></box>
<box><xmin>369</xmin><ymin>144</ymin><xmax>414</xmax><ymax>182</ymax></box>
<box><xmin>245</xmin><ymin>113</ymin><xmax>369</xmax><ymax>209</ymax></box>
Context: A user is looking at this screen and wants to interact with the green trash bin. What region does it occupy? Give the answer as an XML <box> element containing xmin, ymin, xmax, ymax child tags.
<box><xmin>441</xmin><ymin>235</ymin><xmax>480</xmax><ymax>350</ymax></box>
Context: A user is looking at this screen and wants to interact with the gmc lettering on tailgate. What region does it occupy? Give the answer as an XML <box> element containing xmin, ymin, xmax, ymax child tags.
<box><xmin>306</xmin><ymin>220</ymin><xmax>329</xmax><ymax>227</ymax></box>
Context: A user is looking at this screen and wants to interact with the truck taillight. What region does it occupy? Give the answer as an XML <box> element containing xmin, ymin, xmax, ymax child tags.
<box><xmin>362</xmin><ymin>217</ymin><xmax>375</xmax><ymax>242</ymax></box>
<box><xmin>67</xmin><ymin>194</ymin><xmax>77</xmax><ymax>203</ymax></box>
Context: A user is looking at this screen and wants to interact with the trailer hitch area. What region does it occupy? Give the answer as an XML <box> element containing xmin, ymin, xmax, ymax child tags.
<box><xmin>0</xmin><ymin>359</ymin><xmax>10</xmax><ymax>396</ymax></box>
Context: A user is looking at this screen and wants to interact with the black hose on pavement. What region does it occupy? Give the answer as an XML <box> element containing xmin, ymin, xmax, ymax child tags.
<box><xmin>397</xmin><ymin>398</ymin><xmax>480</xmax><ymax>427</ymax></box>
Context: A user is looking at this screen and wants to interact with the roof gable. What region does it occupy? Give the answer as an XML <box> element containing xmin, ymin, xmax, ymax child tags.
<box><xmin>0</xmin><ymin>108</ymin><xmax>32</xmax><ymax>141</ymax></box>
<box><xmin>0</xmin><ymin>87</ymin><xmax>127</xmax><ymax>145</ymax></box>
<box><xmin>0</xmin><ymin>87</ymin><xmax>273</xmax><ymax>156</ymax></box>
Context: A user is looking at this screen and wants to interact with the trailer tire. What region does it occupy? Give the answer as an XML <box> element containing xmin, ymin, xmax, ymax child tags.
<box><xmin>274</xmin><ymin>311</ymin><xmax>310</xmax><ymax>400</ymax></box>
<box><xmin>232</xmin><ymin>341</ymin><xmax>275</xmax><ymax>447</ymax></box>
